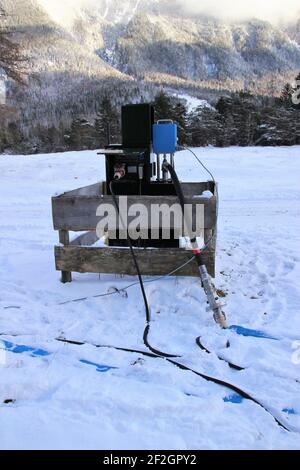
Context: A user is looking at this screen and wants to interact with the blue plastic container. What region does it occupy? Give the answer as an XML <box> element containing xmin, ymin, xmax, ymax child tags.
<box><xmin>153</xmin><ymin>120</ymin><xmax>177</xmax><ymax>154</ymax></box>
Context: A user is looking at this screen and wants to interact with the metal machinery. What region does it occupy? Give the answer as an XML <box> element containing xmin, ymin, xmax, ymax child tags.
<box><xmin>100</xmin><ymin>103</ymin><xmax>179</xmax><ymax>248</ymax></box>
<box><xmin>98</xmin><ymin>102</ymin><xmax>226</xmax><ymax>327</ymax></box>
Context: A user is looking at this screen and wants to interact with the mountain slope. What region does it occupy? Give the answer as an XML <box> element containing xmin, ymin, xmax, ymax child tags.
<box><xmin>110</xmin><ymin>13</ymin><xmax>300</xmax><ymax>93</ymax></box>
<box><xmin>1</xmin><ymin>0</ymin><xmax>156</xmax><ymax>133</ymax></box>
<box><xmin>1</xmin><ymin>0</ymin><xmax>300</xmax><ymax>134</ymax></box>
<box><xmin>4</xmin><ymin>0</ymin><xmax>300</xmax><ymax>90</ymax></box>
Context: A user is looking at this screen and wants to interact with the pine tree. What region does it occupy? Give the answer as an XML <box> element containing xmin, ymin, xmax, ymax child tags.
<box><xmin>215</xmin><ymin>96</ymin><xmax>231</xmax><ymax>115</ymax></box>
<box><xmin>187</xmin><ymin>106</ymin><xmax>223</xmax><ymax>147</ymax></box>
<box><xmin>95</xmin><ymin>97</ymin><xmax>120</xmax><ymax>147</ymax></box>
<box><xmin>237</xmin><ymin>101</ymin><xmax>257</xmax><ymax>146</ymax></box>
<box><xmin>68</xmin><ymin>118</ymin><xmax>96</xmax><ymax>151</ymax></box>
<box><xmin>0</xmin><ymin>124</ymin><xmax>7</xmax><ymax>152</ymax></box>
<box><xmin>0</xmin><ymin>8</ymin><xmax>25</xmax><ymax>83</ymax></box>
<box><xmin>152</xmin><ymin>92</ymin><xmax>189</xmax><ymax>145</ymax></box>
<box><xmin>256</xmin><ymin>106</ymin><xmax>298</xmax><ymax>146</ymax></box>
<box><xmin>216</xmin><ymin>96</ymin><xmax>239</xmax><ymax>145</ymax></box>
<box><xmin>0</xmin><ymin>7</ymin><xmax>26</xmax><ymax>152</ymax></box>
<box><xmin>216</xmin><ymin>93</ymin><xmax>257</xmax><ymax>146</ymax></box>
<box><xmin>222</xmin><ymin>113</ymin><xmax>238</xmax><ymax>147</ymax></box>
<box><xmin>6</xmin><ymin>122</ymin><xmax>23</xmax><ymax>150</ymax></box>
<box><xmin>171</xmin><ymin>101</ymin><xmax>188</xmax><ymax>145</ymax></box>
<box><xmin>153</xmin><ymin>91</ymin><xmax>174</xmax><ymax>121</ymax></box>
<box><xmin>280</xmin><ymin>83</ymin><xmax>294</xmax><ymax>108</ymax></box>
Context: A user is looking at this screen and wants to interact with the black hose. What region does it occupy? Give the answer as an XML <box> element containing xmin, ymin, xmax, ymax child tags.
<box><xmin>162</xmin><ymin>161</ymin><xmax>204</xmax><ymax>268</ymax></box>
<box><xmin>56</xmin><ymin>336</ymin><xmax>292</xmax><ymax>432</ymax></box>
<box><xmin>103</xmin><ymin>177</ymin><xmax>293</xmax><ymax>432</ymax></box>
<box><xmin>109</xmin><ymin>180</ymin><xmax>178</xmax><ymax>358</ymax></box>
<box><xmin>196</xmin><ymin>337</ymin><xmax>244</xmax><ymax>371</ymax></box>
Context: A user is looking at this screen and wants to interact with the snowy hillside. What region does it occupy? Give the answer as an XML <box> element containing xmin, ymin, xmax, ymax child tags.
<box><xmin>0</xmin><ymin>146</ymin><xmax>300</xmax><ymax>449</ymax></box>
<box><xmin>2</xmin><ymin>0</ymin><xmax>300</xmax><ymax>133</ymax></box>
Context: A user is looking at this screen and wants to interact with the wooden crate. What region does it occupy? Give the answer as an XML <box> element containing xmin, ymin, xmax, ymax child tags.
<box><xmin>52</xmin><ymin>181</ymin><xmax>217</xmax><ymax>283</ymax></box>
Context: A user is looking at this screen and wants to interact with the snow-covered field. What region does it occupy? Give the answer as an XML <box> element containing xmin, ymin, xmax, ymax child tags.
<box><xmin>0</xmin><ymin>146</ymin><xmax>300</xmax><ymax>450</ymax></box>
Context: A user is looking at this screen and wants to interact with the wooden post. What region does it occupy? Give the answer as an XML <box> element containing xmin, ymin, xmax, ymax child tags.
<box><xmin>59</xmin><ymin>230</ymin><xmax>72</xmax><ymax>283</ymax></box>
<box><xmin>204</xmin><ymin>229</ymin><xmax>216</xmax><ymax>278</ymax></box>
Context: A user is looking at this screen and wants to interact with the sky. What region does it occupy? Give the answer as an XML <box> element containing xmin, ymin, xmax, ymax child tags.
<box><xmin>38</xmin><ymin>0</ymin><xmax>300</xmax><ymax>25</ymax></box>
<box><xmin>177</xmin><ymin>0</ymin><xmax>300</xmax><ymax>23</ymax></box>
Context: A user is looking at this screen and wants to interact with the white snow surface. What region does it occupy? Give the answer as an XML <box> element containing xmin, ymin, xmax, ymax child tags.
<box><xmin>0</xmin><ymin>146</ymin><xmax>300</xmax><ymax>450</ymax></box>
<box><xmin>172</xmin><ymin>93</ymin><xmax>213</xmax><ymax>112</ymax></box>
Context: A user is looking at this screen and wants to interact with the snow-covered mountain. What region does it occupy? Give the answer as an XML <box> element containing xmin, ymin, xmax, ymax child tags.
<box><xmin>38</xmin><ymin>0</ymin><xmax>300</xmax><ymax>88</ymax></box>
<box><xmin>1</xmin><ymin>0</ymin><xmax>300</xmax><ymax>129</ymax></box>
<box><xmin>4</xmin><ymin>0</ymin><xmax>300</xmax><ymax>90</ymax></box>
<box><xmin>37</xmin><ymin>0</ymin><xmax>175</xmax><ymax>26</ymax></box>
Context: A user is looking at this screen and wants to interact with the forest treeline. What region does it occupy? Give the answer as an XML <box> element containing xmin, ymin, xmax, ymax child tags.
<box><xmin>2</xmin><ymin>77</ymin><xmax>299</xmax><ymax>154</ymax></box>
<box><xmin>1</xmin><ymin>3</ymin><xmax>299</xmax><ymax>154</ymax></box>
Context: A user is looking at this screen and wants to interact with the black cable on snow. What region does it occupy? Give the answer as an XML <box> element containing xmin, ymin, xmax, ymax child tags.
<box><xmin>56</xmin><ymin>337</ymin><xmax>159</xmax><ymax>358</ymax></box>
<box><xmin>196</xmin><ymin>337</ymin><xmax>245</xmax><ymax>371</ymax></box>
<box><xmin>56</xmin><ymin>336</ymin><xmax>293</xmax><ymax>433</ymax></box>
<box><xmin>57</xmin><ymin>257</ymin><xmax>195</xmax><ymax>307</ymax></box>
<box><xmin>1</xmin><ymin>150</ymin><xmax>294</xmax><ymax>434</ymax></box>
<box><xmin>86</xmin><ymin>164</ymin><xmax>296</xmax><ymax>433</ymax></box>
<box><xmin>109</xmin><ymin>180</ymin><xmax>178</xmax><ymax>359</ymax></box>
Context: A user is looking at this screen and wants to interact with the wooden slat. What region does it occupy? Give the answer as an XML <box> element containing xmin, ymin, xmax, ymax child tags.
<box><xmin>55</xmin><ymin>246</ymin><xmax>216</xmax><ymax>278</ymax></box>
<box><xmin>57</xmin><ymin>183</ymin><xmax>102</xmax><ymax>198</ymax></box>
<box><xmin>61</xmin><ymin>182</ymin><xmax>215</xmax><ymax>198</ymax></box>
<box><xmin>52</xmin><ymin>195</ymin><xmax>216</xmax><ymax>231</ymax></box>
<box><xmin>182</xmin><ymin>182</ymin><xmax>216</xmax><ymax>198</ymax></box>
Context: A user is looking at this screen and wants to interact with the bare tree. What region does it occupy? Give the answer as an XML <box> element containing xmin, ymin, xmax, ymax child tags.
<box><xmin>0</xmin><ymin>6</ymin><xmax>25</xmax><ymax>128</ymax></box>
<box><xmin>0</xmin><ymin>6</ymin><xmax>25</xmax><ymax>83</ymax></box>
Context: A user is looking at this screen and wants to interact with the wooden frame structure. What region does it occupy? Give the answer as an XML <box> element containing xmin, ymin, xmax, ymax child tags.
<box><xmin>52</xmin><ymin>181</ymin><xmax>217</xmax><ymax>283</ymax></box>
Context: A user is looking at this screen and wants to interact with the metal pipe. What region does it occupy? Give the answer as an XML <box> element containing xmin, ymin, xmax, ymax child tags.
<box><xmin>171</xmin><ymin>153</ymin><xmax>175</xmax><ymax>169</ymax></box>
<box><xmin>162</xmin><ymin>160</ymin><xmax>227</xmax><ymax>329</ymax></box>
<box><xmin>156</xmin><ymin>154</ymin><xmax>161</xmax><ymax>181</ymax></box>
<box><xmin>162</xmin><ymin>155</ymin><xmax>168</xmax><ymax>182</ymax></box>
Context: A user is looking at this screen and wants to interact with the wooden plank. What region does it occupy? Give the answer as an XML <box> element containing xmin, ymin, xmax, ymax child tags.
<box><xmin>63</xmin><ymin>181</ymin><xmax>215</xmax><ymax>199</ymax></box>
<box><xmin>182</xmin><ymin>182</ymin><xmax>215</xmax><ymax>198</ymax></box>
<box><xmin>101</xmin><ymin>181</ymin><xmax>215</xmax><ymax>196</ymax></box>
<box><xmin>70</xmin><ymin>231</ymin><xmax>99</xmax><ymax>247</ymax></box>
<box><xmin>57</xmin><ymin>183</ymin><xmax>102</xmax><ymax>198</ymax></box>
<box><xmin>52</xmin><ymin>195</ymin><xmax>216</xmax><ymax>231</ymax></box>
<box><xmin>55</xmin><ymin>246</ymin><xmax>216</xmax><ymax>278</ymax></box>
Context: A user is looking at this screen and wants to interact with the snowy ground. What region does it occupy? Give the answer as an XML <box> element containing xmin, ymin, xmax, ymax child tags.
<box><xmin>171</xmin><ymin>92</ymin><xmax>213</xmax><ymax>112</ymax></box>
<box><xmin>0</xmin><ymin>146</ymin><xmax>300</xmax><ymax>450</ymax></box>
